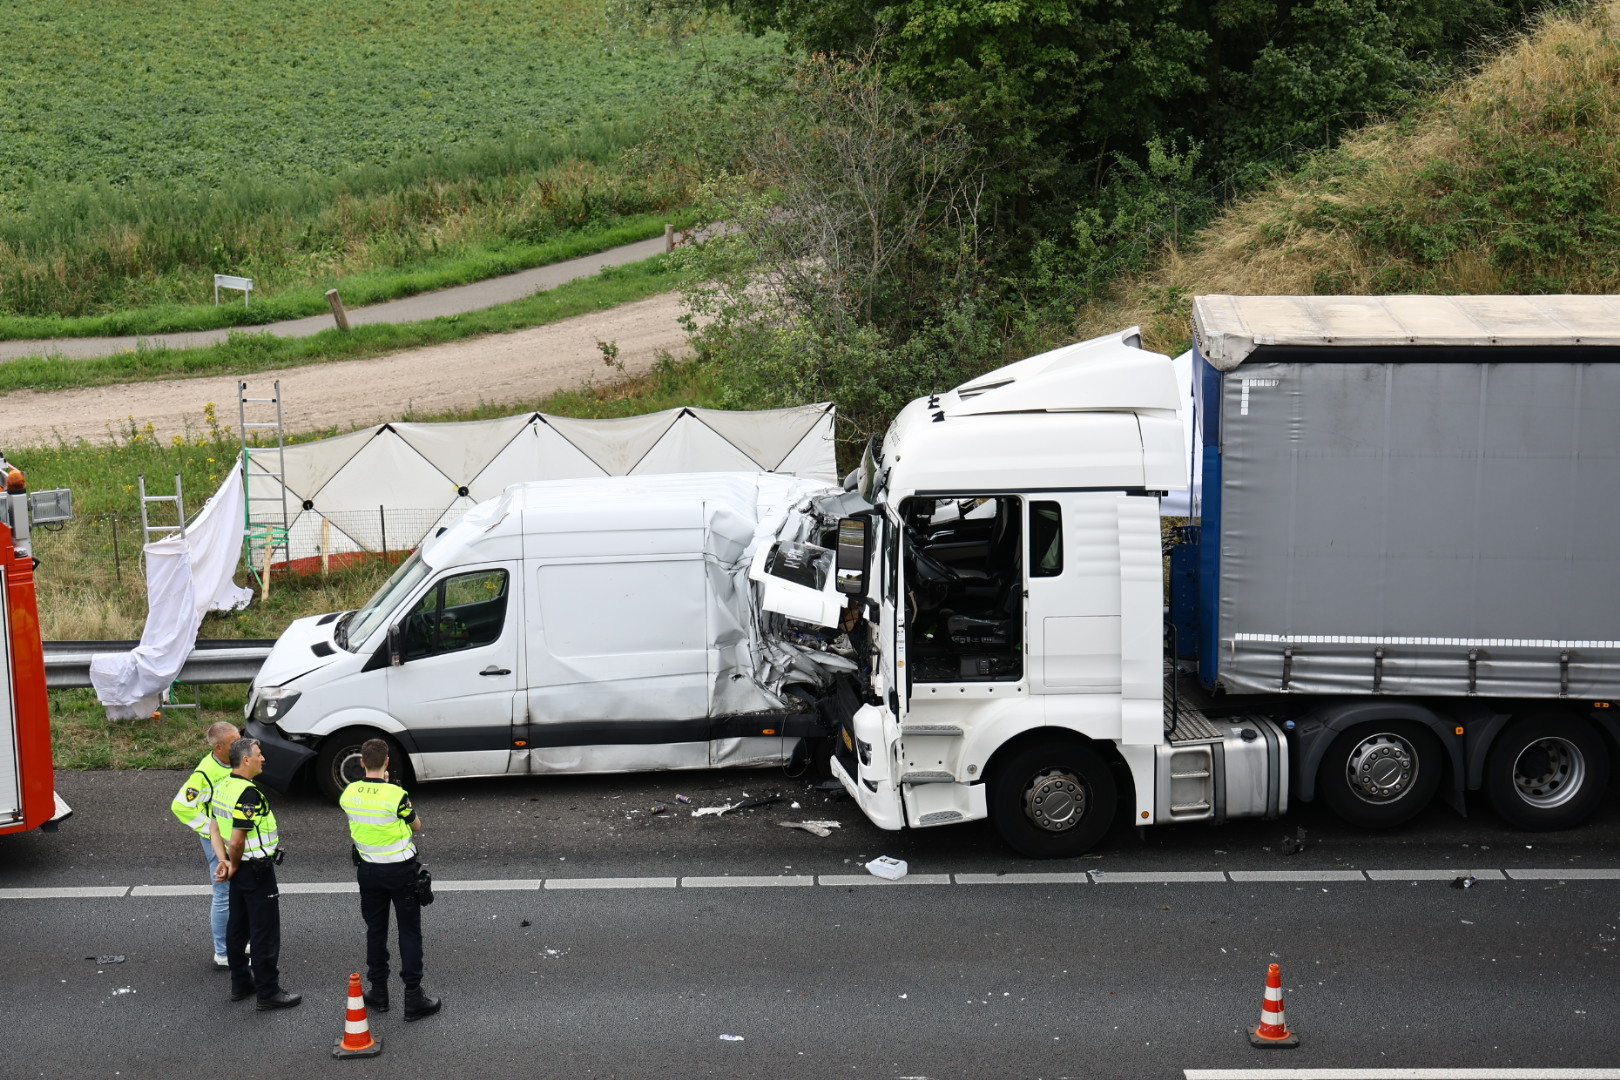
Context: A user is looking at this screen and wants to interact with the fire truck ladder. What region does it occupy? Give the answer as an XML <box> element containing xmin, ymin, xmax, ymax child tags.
<box><xmin>136</xmin><ymin>472</ymin><xmax>198</xmax><ymax>717</ymax></box>
<box><xmin>238</xmin><ymin>380</ymin><xmax>291</xmax><ymax>594</ymax></box>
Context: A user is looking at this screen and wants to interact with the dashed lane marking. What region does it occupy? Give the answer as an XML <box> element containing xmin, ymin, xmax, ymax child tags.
<box><xmin>1185</xmin><ymin>1070</ymin><xmax>1620</xmax><ymax>1079</ymax></box>
<box><xmin>7</xmin><ymin>869</ymin><xmax>1620</xmax><ymax>899</ymax></box>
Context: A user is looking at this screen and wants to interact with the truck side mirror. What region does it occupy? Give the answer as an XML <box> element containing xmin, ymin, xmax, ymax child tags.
<box><xmin>387</xmin><ymin>623</ymin><xmax>403</xmax><ymax>667</ymax></box>
<box><xmin>836</xmin><ymin>517</ymin><xmax>869</xmax><ymax>595</ymax></box>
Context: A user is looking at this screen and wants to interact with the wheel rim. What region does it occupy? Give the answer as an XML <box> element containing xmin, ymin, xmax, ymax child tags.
<box><xmin>1344</xmin><ymin>732</ymin><xmax>1419</xmax><ymax>804</ymax></box>
<box><xmin>1022</xmin><ymin>768</ymin><xmax>1087</xmax><ymax>832</ymax></box>
<box><xmin>1510</xmin><ymin>737</ymin><xmax>1586</xmax><ymax>809</ymax></box>
<box><xmin>330</xmin><ymin>746</ymin><xmax>367</xmax><ymax>791</ymax></box>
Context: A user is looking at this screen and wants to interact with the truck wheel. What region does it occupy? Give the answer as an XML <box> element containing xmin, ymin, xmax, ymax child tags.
<box><xmin>316</xmin><ymin>729</ymin><xmax>410</xmax><ymax>802</ymax></box>
<box><xmin>1484</xmin><ymin>714</ymin><xmax>1610</xmax><ymax>831</ymax></box>
<box><xmin>1318</xmin><ymin>721</ymin><xmax>1442</xmax><ymax>829</ymax></box>
<box><xmin>989</xmin><ymin>741</ymin><xmax>1117</xmax><ymax>858</ymax></box>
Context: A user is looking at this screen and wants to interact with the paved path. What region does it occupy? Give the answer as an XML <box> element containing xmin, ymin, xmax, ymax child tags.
<box><xmin>0</xmin><ymin>234</ymin><xmax>673</xmax><ymax>362</ymax></box>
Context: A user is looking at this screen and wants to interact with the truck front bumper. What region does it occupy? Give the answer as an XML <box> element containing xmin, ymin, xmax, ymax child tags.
<box><xmin>246</xmin><ymin>719</ymin><xmax>317</xmax><ymax>793</ymax></box>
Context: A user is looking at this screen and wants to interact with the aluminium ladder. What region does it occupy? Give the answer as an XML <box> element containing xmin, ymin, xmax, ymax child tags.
<box><xmin>237</xmin><ymin>380</ymin><xmax>291</xmax><ymax>593</ymax></box>
<box><xmin>136</xmin><ymin>472</ymin><xmax>198</xmax><ymax>717</ymax></box>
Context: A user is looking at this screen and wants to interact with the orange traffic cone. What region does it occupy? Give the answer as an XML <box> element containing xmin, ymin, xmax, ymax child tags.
<box><xmin>1247</xmin><ymin>962</ymin><xmax>1299</xmax><ymax>1048</ymax></box>
<box><xmin>332</xmin><ymin>972</ymin><xmax>383</xmax><ymax>1059</ymax></box>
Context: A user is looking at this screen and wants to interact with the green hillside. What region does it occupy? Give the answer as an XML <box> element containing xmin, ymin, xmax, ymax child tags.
<box><xmin>1075</xmin><ymin>0</ymin><xmax>1620</xmax><ymax>355</ymax></box>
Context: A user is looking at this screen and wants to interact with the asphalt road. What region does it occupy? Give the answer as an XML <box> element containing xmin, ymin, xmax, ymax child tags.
<box><xmin>2</xmin><ymin>768</ymin><xmax>1618</xmax><ymax>1079</ymax></box>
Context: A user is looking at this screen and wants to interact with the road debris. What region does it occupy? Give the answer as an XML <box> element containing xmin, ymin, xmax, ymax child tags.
<box><xmin>692</xmin><ymin>803</ymin><xmax>734</xmax><ymax>817</ymax></box>
<box><xmin>1451</xmin><ymin>875</ymin><xmax>1479</xmax><ymax>890</ymax></box>
<box><xmin>651</xmin><ymin>804</ymin><xmax>668</xmax><ymax>815</ymax></box>
<box><xmin>719</xmin><ymin>1034</ymin><xmax>745</xmax><ymax>1042</ymax></box>
<box><xmin>87</xmin><ymin>955</ymin><xmax>125</xmax><ymax>965</ymax></box>
<box><xmin>1280</xmin><ymin>828</ymin><xmax>1307</xmax><ymax>856</ymax></box>
<box><xmin>866</xmin><ymin>856</ymin><xmax>908</xmax><ymax>880</ymax></box>
<box><xmin>676</xmin><ymin>794</ymin><xmax>692</xmax><ymax>804</ymax></box>
<box><xmin>779</xmin><ymin>820</ymin><xmax>842</xmax><ymax>837</ymax></box>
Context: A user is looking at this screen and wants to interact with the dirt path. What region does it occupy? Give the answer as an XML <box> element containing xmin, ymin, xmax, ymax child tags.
<box><xmin>1</xmin><ymin>292</ymin><xmax>692</xmax><ymax>447</ymax></box>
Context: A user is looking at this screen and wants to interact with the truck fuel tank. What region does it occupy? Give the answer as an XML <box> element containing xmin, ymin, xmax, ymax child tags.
<box><xmin>1154</xmin><ymin>713</ymin><xmax>1289</xmax><ymax>823</ymax></box>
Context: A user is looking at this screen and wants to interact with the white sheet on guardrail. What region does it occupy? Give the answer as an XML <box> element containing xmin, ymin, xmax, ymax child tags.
<box><xmin>89</xmin><ymin>464</ymin><xmax>254</xmax><ymax>720</ymax></box>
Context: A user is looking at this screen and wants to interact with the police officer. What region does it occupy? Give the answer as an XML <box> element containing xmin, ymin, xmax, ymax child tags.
<box><xmin>170</xmin><ymin>721</ymin><xmax>240</xmax><ymax>968</ymax></box>
<box><xmin>210</xmin><ymin>736</ymin><xmax>300</xmax><ymax>1010</ymax></box>
<box><xmin>340</xmin><ymin>739</ymin><xmax>441</xmax><ymax>1021</ymax></box>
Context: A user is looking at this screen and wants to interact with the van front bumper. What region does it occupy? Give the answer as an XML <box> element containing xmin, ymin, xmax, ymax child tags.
<box><xmin>245</xmin><ymin>719</ymin><xmax>317</xmax><ymax>792</ymax></box>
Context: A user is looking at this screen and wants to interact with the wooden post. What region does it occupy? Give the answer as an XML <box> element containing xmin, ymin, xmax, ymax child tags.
<box><xmin>320</xmin><ymin>517</ymin><xmax>331</xmax><ymax>576</ymax></box>
<box><xmin>326</xmin><ymin>289</ymin><xmax>350</xmax><ymax>331</ymax></box>
<box><xmin>260</xmin><ymin>537</ymin><xmax>274</xmax><ymax>601</ymax></box>
<box><xmin>664</xmin><ymin>223</ymin><xmax>675</xmax><ymax>253</ymax></box>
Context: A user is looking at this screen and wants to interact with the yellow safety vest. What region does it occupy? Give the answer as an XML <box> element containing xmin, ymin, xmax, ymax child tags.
<box><xmin>171</xmin><ymin>752</ymin><xmax>233</xmax><ymax>837</ymax></box>
<box><xmin>212</xmin><ymin>775</ymin><xmax>281</xmax><ymax>860</ymax></box>
<box><xmin>340</xmin><ymin>780</ymin><xmax>417</xmax><ymax>863</ymax></box>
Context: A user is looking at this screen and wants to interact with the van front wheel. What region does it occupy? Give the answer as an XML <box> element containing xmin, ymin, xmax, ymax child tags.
<box><xmin>988</xmin><ymin>741</ymin><xmax>1117</xmax><ymax>858</ymax></box>
<box><xmin>316</xmin><ymin>729</ymin><xmax>410</xmax><ymax>802</ymax></box>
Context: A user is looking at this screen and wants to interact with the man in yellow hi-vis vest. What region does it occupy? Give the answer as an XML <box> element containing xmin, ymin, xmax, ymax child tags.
<box><xmin>211</xmin><ymin>736</ymin><xmax>301</xmax><ymax>1010</ymax></box>
<box><xmin>340</xmin><ymin>738</ymin><xmax>441</xmax><ymax>1021</ymax></box>
<box><xmin>170</xmin><ymin>721</ymin><xmax>239</xmax><ymax>968</ymax></box>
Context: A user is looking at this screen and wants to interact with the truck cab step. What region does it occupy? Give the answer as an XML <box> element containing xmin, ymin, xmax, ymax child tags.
<box><xmin>900</xmin><ymin>771</ymin><xmax>955</xmax><ymax>784</ymax></box>
<box><xmin>901</xmin><ymin>725</ymin><xmax>964</xmax><ymax>737</ymax></box>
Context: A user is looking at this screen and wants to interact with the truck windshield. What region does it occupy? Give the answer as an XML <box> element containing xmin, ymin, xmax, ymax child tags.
<box><xmin>341</xmin><ymin>552</ymin><xmax>432</xmax><ymax>652</ymax></box>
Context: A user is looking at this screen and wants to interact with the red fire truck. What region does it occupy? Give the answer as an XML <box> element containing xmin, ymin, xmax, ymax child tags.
<box><xmin>0</xmin><ymin>457</ymin><xmax>71</xmax><ymax>836</ymax></box>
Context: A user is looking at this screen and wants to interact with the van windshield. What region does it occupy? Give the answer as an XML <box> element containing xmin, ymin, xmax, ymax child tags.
<box><xmin>341</xmin><ymin>552</ymin><xmax>432</xmax><ymax>652</ymax></box>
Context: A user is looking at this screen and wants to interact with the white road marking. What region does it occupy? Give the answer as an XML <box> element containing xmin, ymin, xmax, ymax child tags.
<box><xmin>1506</xmin><ymin>869</ymin><xmax>1620</xmax><ymax>880</ymax></box>
<box><xmin>1093</xmin><ymin>871</ymin><xmax>1228</xmax><ymax>883</ymax></box>
<box><xmin>435</xmin><ymin>879</ymin><xmax>543</xmax><ymax>891</ymax></box>
<box><xmin>681</xmin><ymin>875</ymin><xmax>816</xmax><ymax>888</ymax></box>
<box><xmin>1366</xmin><ymin>870</ymin><xmax>1506</xmax><ymax>881</ymax></box>
<box><xmin>1185</xmin><ymin>1070</ymin><xmax>1620</xmax><ymax>1078</ymax></box>
<box><xmin>545</xmin><ymin>877</ymin><xmax>674</xmax><ymax>890</ymax></box>
<box><xmin>818</xmin><ymin>874</ymin><xmax>954</xmax><ymax>886</ymax></box>
<box><xmin>1228</xmin><ymin>871</ymin><xmax>1369</xmax><ymax>882</ymax></box>
<box><xmin>9</xmin><ymin>868</ymin><xmax>1618</xmax><ymax>899</ymax></box>
<box><xmin>954</xmin><ymin>873</ymin><xmax>1091</xmax><ymax>885</ymax></box>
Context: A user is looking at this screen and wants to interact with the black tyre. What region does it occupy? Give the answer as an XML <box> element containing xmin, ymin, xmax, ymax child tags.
<box><xmin>989</xmin><ymin>740</ymin><xmax>1118</xmax><ymax>858</ymax></box>
<box><xmin>315</xmin><ymin>728</ymin><xmax>409</xmax><ymax>802</ymax></box>
<box><xmin>1484</xmin><ymin>714</ymin><xmax>1611</xmax><ymax>831</ymax></box>
<box><xmin>1318</xmin><ymin>721</ymin><xmax>1443</xmax><ymax>829</ymax></box>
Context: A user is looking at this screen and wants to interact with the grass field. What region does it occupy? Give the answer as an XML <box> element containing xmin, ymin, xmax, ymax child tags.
<box><xmin>0</xmin><ymin>0</ymin><xmax>771</xmax><ymax>321</ymax></box>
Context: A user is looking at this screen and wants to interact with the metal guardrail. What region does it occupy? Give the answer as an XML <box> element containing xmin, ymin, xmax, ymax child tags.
<box><xmin>43</xmin><ymin>639</ymin><xmax>277</xmax><ymax>689</ymax></box>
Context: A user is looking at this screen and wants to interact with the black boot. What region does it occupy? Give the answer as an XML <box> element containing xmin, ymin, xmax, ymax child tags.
<box><xmin>363</xmin><ymin>984</ymin><xmax>389</xmax><ymax>1013</ymax></box>
<box><xmin>403</xmin><ymin>985</ymin><xmax>441</xmax><ymax>1022</ymax></box>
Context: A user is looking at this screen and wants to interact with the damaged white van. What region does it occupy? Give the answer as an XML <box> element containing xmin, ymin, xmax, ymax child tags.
<box><xmin>246</xmin><ymin>472</ymin><xmax>870</xmax><ymax>799</ymax></box>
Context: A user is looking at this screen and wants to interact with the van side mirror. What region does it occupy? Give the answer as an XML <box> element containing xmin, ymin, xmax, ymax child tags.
<box><xmin>387</xmin><ymin>623</ymin><xmax>403</xmax><ymax>667</ymax></box>
<box><xmin>835</xmin><ymin>517</ymin><xmax>869</xmax><ymax>595</ymax></box>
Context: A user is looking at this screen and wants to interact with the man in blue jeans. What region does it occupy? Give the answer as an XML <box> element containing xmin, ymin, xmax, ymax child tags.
<box><xmin>170</xmin><ymin>721</ymin><xmax>240</xmax><ymax>968</ymax></box>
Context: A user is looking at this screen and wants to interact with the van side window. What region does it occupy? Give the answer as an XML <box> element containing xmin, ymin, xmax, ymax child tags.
<box><xmin>1030</xmin><ymin>501</ymin><xmax>1063</xmax><ymax>577</ymax></box>
<box><xmin>401</xmin><ymin>568</ymin><xmax>509</xmax><ymax>660</ymax></box>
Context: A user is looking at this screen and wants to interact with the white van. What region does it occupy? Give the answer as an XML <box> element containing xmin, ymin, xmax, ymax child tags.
<box><xmin>245</xmin><ymin>472</ymin><xmax>868</xmax><ymax>798</ymax></box>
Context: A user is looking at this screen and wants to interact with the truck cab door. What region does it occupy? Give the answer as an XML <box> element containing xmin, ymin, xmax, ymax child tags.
<box><xmin>387</xmin><ymin>562</ymin><xmax>521</xmax><ymax>778</ymax></box>
<box><xmin>1025</xmin><ymin>493</ymin><xmax>1163</xmax><ymax>743</ymax></box>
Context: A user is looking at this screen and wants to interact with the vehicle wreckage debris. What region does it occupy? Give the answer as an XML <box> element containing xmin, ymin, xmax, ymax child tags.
<box><xmin>866</xmin><ymin>856</ymin><xmax>908</xmax><ymax>880</ymax></box>
<box><xmin>779</xmin><ymin>820</ymin><xmax>842</xmax><ymax>837</ymax></box>
<box><xmin>88</xmin><ymin>955</ymin><xmax>126</xmax><ymax>965</ymax></box>
<box><xmin>692</xmin><ymin>794</ymin><xmax>783</xmax><ymax>817</ymax></box>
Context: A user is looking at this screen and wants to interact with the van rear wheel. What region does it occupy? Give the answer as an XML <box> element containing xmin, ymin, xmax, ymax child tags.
<box><xmin>988</xmin><ymin>741</ymin><xmax>1117</xmax><ymax>858</ymax></box>
<box><xmin>316</xmin><ymin>729</ymin><xmax>410</xmax><ymax>802</ymax></box>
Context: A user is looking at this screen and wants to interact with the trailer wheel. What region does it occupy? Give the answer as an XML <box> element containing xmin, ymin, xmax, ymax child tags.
<box><xmin>316</xmin><ymin>728</ymin><xmax>410</xmax><ymax>803</ymax></box>
<box><xmin>1318</xmin><ymin>721</ymin><xmax>1442</xmax><ymax>829</ymax></box>
<box><xmin>988</xmin><ymin>741</ymin><xmax>1117</xmax><ymax>858</ymax></box>
<box><xmin>1484</xmin><ymin>714</ymin><xmax>1610</xmax><ymax>831</ymax></box>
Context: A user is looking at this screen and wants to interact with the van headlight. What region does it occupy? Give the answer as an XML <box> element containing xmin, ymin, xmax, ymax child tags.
<box><xmin>252</xmin><ymin>687</ymin><xmax>302</xmax><ymax>724</ymax></box>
